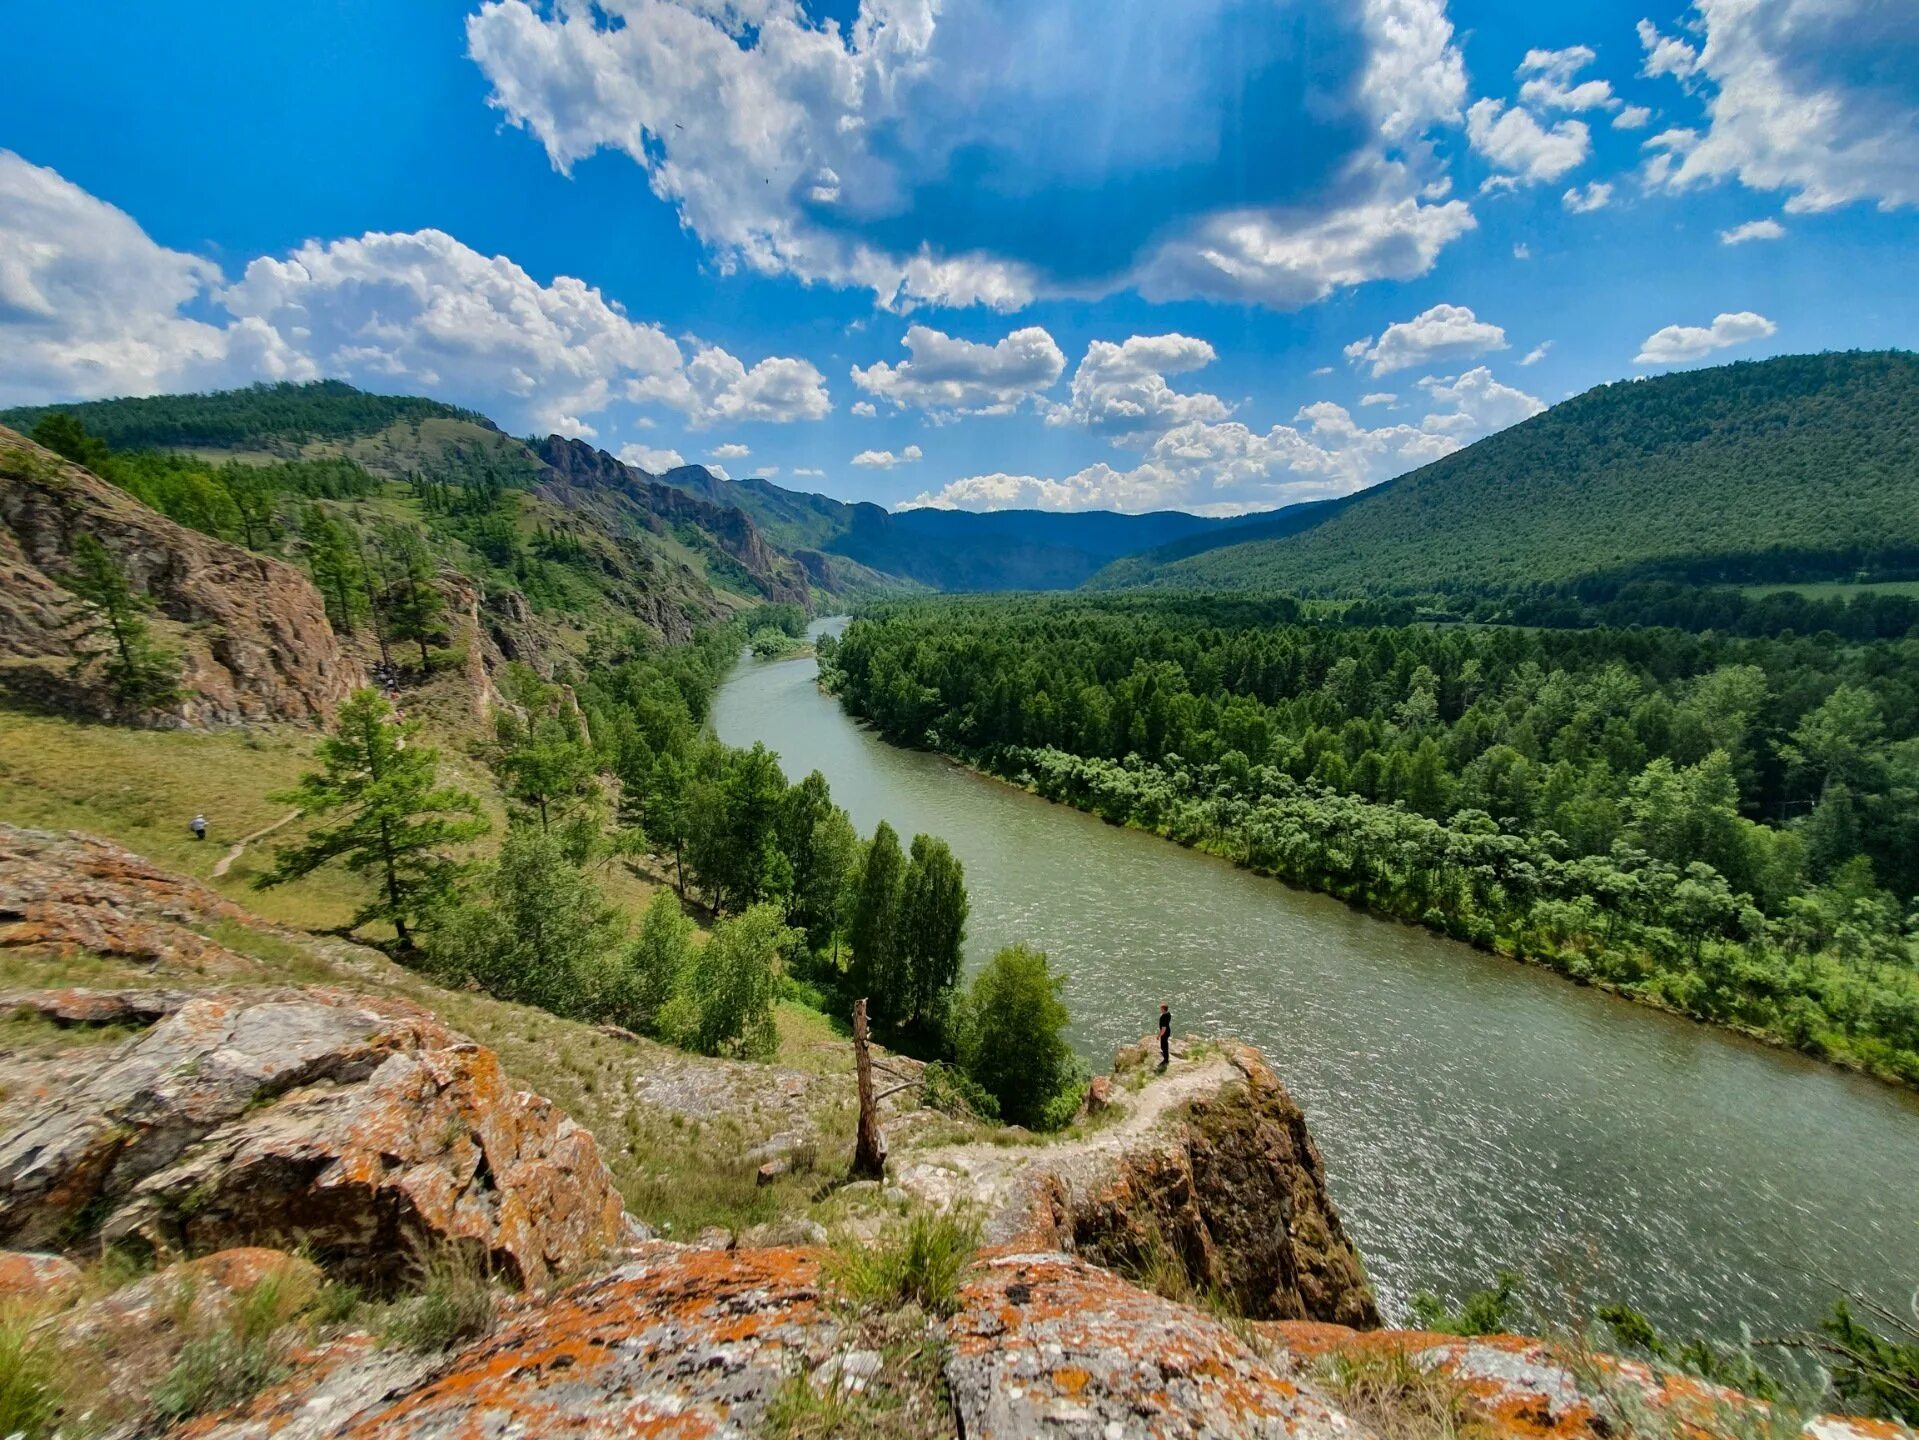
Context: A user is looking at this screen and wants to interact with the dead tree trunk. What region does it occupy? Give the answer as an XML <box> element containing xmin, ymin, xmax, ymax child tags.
<box><xmin>851</xmin><ymin>997</ymin><xmax>887</xmax><ymax>1180</ymax></box>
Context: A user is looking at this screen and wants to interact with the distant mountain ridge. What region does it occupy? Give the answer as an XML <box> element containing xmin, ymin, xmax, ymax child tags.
<box><xmin>1109</xmin><ymin>351</ymin><xmax>1919</xmax><ymax>595</ymax></box>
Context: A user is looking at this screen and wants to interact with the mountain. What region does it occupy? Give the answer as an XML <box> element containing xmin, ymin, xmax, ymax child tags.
<box><xmin>1106</xmin><ymin>351</ymin><xmax>1919</xmax><ymax>595</ymax></box>
<box><xmin>1086</xmin><ymin>493</ymin><xmax>1360</xmax><ymax>588</ymax></box>
<box><xmin>655</xmin><ymin>465</ymin><xmax>1270</xmax><ymax>590</ymax></box>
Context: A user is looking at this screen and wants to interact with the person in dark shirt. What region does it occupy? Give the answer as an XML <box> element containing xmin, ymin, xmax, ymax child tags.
<box><xmin>1158</xmin><ymin>1003</ymin><xmax>1171</xmax><ymax>1068</ymax></box>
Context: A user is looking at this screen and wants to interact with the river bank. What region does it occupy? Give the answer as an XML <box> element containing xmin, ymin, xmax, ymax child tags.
<box><xmin>713</xmin><ymin>623</ymin><xmax>1919</xmax><ymax>1348</ymax></box>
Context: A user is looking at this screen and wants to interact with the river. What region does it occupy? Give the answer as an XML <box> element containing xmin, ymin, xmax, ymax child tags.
<box><xmin>713</xmin><ymin>620</ymin><xmax>1919</xmax><ymax>1340</ymax></box>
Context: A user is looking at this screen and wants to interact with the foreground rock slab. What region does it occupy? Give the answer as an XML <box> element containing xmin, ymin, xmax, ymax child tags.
<box><xmin>949</xmin><ymin>1250</ymin><xmax>1365</xmax><ymax>1440</ymax></box>
<box><xmin>0</xmin><ymin>985</ymin><xmax>626</xmax><ymax>1286</ymax></box>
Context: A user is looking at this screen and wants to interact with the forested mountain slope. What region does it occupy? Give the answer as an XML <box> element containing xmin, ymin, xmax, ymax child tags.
<box><xmin>1114</xmin><ymin>352</ymin><xmax>1919</xmax><ymax>595</ymax></box>
<box><xmin>656</xmin><ymin>463</ymin><xmax>1273</xmax><ymax>590</ymax></box>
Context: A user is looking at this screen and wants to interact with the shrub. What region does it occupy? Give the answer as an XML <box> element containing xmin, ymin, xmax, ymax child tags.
<box><xmin>826</xmin><ymin>1209</ymin><xmax>980</xmax><ymax>1318</ymax></box>
<box><xmin>381</xmin><ymin>1241</ymin><xmax>497</xmax><ymax>1353</ymax></box>
<box><xmin>958</xmin><ymin>945</ymin><xmax>1079</xmax><ymax>1130</ymax></box>
<box><xmin>151</xmin><ymin>1266</ymin><xmax>312</xmax><ymax>1424</ymax></box>
<box><xmin>1409</xmin><ymin>1271</ymin><xmax>1521</xmax><ymax>1336</ymax></box>
<box><xmin>920</xmin><ymin>1061</ymin><xmax>1000</xmax><ymax>1122</ymax></box>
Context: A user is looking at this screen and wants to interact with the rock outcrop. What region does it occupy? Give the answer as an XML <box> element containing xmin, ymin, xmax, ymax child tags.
<box><xmin>895</xmin><ymin>1039</ymin><xmax>1379</xmax><ymax>1328</ymax></box>
<box><xmin>0</xmin><ymin>425</ymin><xmax>365</xmax><ymax>726</ymax></box>
<box><xmin>0</xmin><ymin>985</ymin><xmax>627</xmax><ymax>1286</ymax></box>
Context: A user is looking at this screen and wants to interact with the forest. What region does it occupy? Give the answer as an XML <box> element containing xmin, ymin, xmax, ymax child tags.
<box><xmin>822</xmin><ymin>594</ymin><xmax>1919</xmax><ymax>1085</ymax></box>
<box><xmin>1111</xmin><ymin>351</ymin><xmax>1919</xmax><ymax>596</ymax></box>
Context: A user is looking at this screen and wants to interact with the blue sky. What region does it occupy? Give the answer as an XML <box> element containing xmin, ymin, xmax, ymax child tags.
<box><xmin>2</xmin><ymin>0</ymin><xmax>1915</xmax><ymax>513</ymax></box>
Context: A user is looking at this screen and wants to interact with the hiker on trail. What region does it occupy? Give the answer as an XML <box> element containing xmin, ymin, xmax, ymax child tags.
<box><xmin>1158</xmin><ymin>1003</ymin><xmax>1171</xmax><ymax>1068</ymax></box>
<box><xmin>190</xmin><ymin>814</ymin><xmax>208</xmax><ymax>843</ymax></box>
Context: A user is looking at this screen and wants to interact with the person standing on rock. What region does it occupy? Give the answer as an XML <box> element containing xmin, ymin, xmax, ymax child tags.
<box><xmin>190</xmin><ymin>814</ymin><xmax>208</xmax><ymax>843</ymax></box>
<box><xmin>1158</xmin><ymin>1003</ymin><xmax>1171</xmax><ymax>1068</ymax></box>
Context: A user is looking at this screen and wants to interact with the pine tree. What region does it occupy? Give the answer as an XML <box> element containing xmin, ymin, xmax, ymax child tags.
<box><xmin>300</xmin><ymin>504</ymin><xmax>363</xmax><ymax>635</ymax></box>
<box><xmin>260</xmin><ymin>689</ymin><xmax>486</xmax><ymax>950</ymax></box>
<box><xmin>380</xmin><ymin>527</ymin><xmax>444</xmax><ymax>670</ymax></box>
<box><xmin>61</xmin><ymin>534</ymin><xmax>182</xmax><ymax>712</ymax></box>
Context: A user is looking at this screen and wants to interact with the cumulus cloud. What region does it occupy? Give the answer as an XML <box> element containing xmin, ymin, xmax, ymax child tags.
<box><xmin>1634</xmin><ymin>310</ymin><xmax>1776</xmax><ymax>364</ymax></box>
<box><xmin>0</xmin><ymin>151</ymin><xmax>832</xmax><ymax>435</ymax></box>
<box><xmin>850</xmin><ymin>401</ymin><xmax>878</xmax><ymax>418</ymax></box>
<box><xmin>0</xmin><ymin>150</ymin><xmax>303</xmax><ymax>406</ymax></box>
<box><xmin>903</xmin><ymin>366</ymin><xmax>1542</xmax><ymax>514</ymax></box>
<box><xmin>851</xmin><ymin>444</ymin><xmax>923</xmax><ymax>468</ymax></box>
<box><xmin>850</xmin><ymin>324</ymin><xmax>1064</xmax><ymax>415</ymax></box>
<box><xmin>466</xmin><ymin>0</ymin><xmax>1477</xmax><ymax>310</ymax></box>
<box><xmin>1360</xmin><ymin>392</ymin><xmax>1397</xmax><ymax>406</ymax></box>
<box><xmin>710</xmin><ymin>442</ymin><xmax>751</xmax><ymax>459</ymax></box>
<box><xmin>1563</xmin><ymin>180</ymin><xmax>1614</xmax><ymax>212</ymax></box>
<box><xmin>619</xmin><ymin>443</ymin><xmax>687</xmax><ymax>472</ymax></box>
<box><xmin>1720</xmin><ymin>218</ymin><xmax>1785</xmax><ymax>243</ymax></box>
<box><xmin>1467</xmin><ymin>99</ymin><xmax>1592</xmax><ymax>187</ymax></box>
<box><xmin>1614</xmin><ymin>104</ymin><xmax>1654</xmax><ymax>129</ymax></box>
<box><xmin>1046</xmin><ymin>334</ymin><xmax>1231</xmax><ymax>440</ymax></box>
<box><xmin>1518</xmin><ymin>46</ymin><xmax>1625</xmax><ymax>114</ymax></box>
<box><xmin>1344</xmin><ymin>303</ymin><xmax>1508</xmax><ymax>377</ymax></box>
<box><xmin>1638</xmin><ymin>2</ymin><xmax>1919</xmax><ymax>213</ymax></box>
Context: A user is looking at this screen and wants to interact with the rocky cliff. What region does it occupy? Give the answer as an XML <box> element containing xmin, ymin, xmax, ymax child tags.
<box><xmin>0</xmin><ymin>425</ymin><xmax>364</xmax><ymax>726</ymax></box>
<box><xmin>535</xmin><ymin>434</ymin><xmax>810</xmax><ymax>606</ymax></box>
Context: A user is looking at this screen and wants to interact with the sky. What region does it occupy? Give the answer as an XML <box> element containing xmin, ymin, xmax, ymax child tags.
<box><xmin>1</xmin><ymin>0</ymin><xmax>1915</xmax><ymax>515</ymax></box>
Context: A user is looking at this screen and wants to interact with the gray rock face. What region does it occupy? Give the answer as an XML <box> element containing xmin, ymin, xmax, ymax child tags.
<box><xmin>0</xmin><ymin>987</ymin><xmax>628</xmax><ymax>1286</ymax></box>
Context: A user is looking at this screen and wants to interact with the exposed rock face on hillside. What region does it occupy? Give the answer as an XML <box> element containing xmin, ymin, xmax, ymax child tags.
<box><xmin>894</xmin><ymin>1038</ymin><xmax>1380</xmax><ymax>1328</ymax></box>
<box><xmin>0</xmin><ymin>425</ymin><xmax>365</xmax><ymax>725</ymax></box>
<box><xmin>536</xmin><ymin>434</ymin><xmax>809</xmax><ymax>606</ymax></box>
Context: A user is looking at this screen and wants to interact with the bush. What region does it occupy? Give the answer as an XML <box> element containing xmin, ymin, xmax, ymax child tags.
<box><xmin>958</xmin><ymin>945</ymin><xmax>1080</xmax><ymax>1130</ymax></box>
<box><xmin>825</xmin><ymin>1209</ymin><xmax>980</xmax><ymax>1318</ymax></box>
<box><xmin>670</xmin><ymin>903</ymin><xmax>793</xmax><ymax>1059</ymax></box>
<box><xmin>151</xmin><ymin>1266</ymin><xmax>313</xmax><ymax>1424</ymax></box>
<box><xmin>381</xmin><ymin>1241</ymin><xmax>497</xmax><ymax>1353</ymax></box>
<box><xmin>920</xmin><ymin>1061</ymin><xmax>1000</xmax><ymax>1122</ymax></box>
<box><xmin>1409</xmin><ymin>1271</ymin><xmax>1522</xmax><ymax>1336</ymax></box>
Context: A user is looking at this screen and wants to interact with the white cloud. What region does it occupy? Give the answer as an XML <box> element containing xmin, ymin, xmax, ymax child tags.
<box><xmin>618</xmin><ymin>443</ymin><xmax>686</xmax><ymax>472</ymax></box>
<box><xmin>1637</xmin><ymin>18</ymin><xmax>1699</xmax><ymax>81</ymax></box>
<box><xmin>1046</xmin><ymin>334</ymin><xmax>1231</xmax><ymax>439</ymax></box>
<box><xmin>1467</xmin><ymin>99</ymin><xmax>1592</xmax><ymax>186</ymax></box>
<box><xmin>1518</xmin><ymin>45</ymin><xmax>1624</xmax><ymax>114</ymax></box>
<box><xmin>710</xmin><ymin>442</ymin><xmax>751</xmax><ymax>459</ymax></box>
<box><xmin>1513</xmin><ymin>242</ymin><xmax>1532</xmax><ymax>259</ymax></box>
<box><xmin>850</xmin><ymin>324</ymin><xmax>1063</xmax><ymax>415</ymax></box>
<box><xmin>466</xmin><ymin>0</ymin><xmax>1476</xmax><ymax>311</ymax></box>
<box><xmin>1634</xmin><ymin>310</ymin><xmax>1776</xmax><ymax>364</ymax></box>
<box><xmin>903</xmin><ymin>366</ymin><xmax>1543</xmax><ymax>515</ymax></box>
<box><xmin>0</xmin><ymin>152</ymin><xmax>834</xmax><ymax>436</ymax></box>
<box><xmin>0</xmin><ymin>150</ymin><xmax>303</xmax><ymax>406</ymax></box>
<box><xmin>706</xmin><ymin>464</ymin><xmax>732</xmax><ymax>481</ymax></box>
<box><xmin>1520</xmin><ymin>341</ymin><xmax>1553</xmax><ymax>365</ymax></box>
<box><xmin>1720</xmin><ymin>218</ymin><xmax>1786</xmax><ymax>244</ymax></box>
<box><xmin>1360</xmin><ymin>392</ymin><xmax>1397</xmax><ymax>406</ymax></box>
<box><xmin>1136</xmin><ymin>188</ymin><xmax>1476</xmax><ymax>307</ymax></box>
<box><xmin>1344</xmin><ymin>303</ymin><xmax>1508</xmax><ymax>376</ymax></box>
<box><xmin>1563</xmin><ymin>180</ymin><xmax>1614</xmax><ymax>212</ymax></box>
<box><xmin>851</xmin><ymin>444</ymin><xmax>923</xmax><ymax>469</ymax></box>
<box><xmin>850</xmin><ymin>401</ymin><xmax>877</xmax><ymax>418</ymax></box>
<box><xmin>1614</xmin><ymin>104</ymin><xmax>1654</xmax><ymax>129</ymax></box>
<box><xmin>1639</xmin><ymin>2</ymin><xmax>1919</xmax><ymax>213</ymax></box>
<box><xmin>791</xmin><ymin>466</ymin><xmax>824</xmax><ymax>478</ymax></box>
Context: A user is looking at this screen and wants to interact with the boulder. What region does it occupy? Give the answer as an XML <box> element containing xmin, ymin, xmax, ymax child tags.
<box><xmin>0</xmin><ymin>1248</ymin><xmax>81</xmax><ymax>1300</ymax></box>
<box><xmin>1085</xmin><ymin>1074</ymin><xmax>1117</xmax><ymax>1113</ymax></box>
<box><xmin>0</xmin><ymin>986</ymin><xmax>626</xmax><ymax>1287</ymax></box>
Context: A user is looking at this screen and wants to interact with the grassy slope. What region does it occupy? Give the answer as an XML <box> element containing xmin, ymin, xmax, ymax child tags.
<box><xmin>1126</xmin><ymin>351</ymin><xmax>1919</xmax><ymax>594</ymax></box>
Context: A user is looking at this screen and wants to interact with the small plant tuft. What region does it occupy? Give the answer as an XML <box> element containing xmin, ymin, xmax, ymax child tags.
<box><xmin>380</xmin><ymin>1241</ymin><xmax>497</xmax><ymax>1352</ymax></box>
<box><xmin>826</xmin><ymin>1209</ymin><xmax>980</xmax><ymax>1318</ymax></box>
<box><xmin>151</xmin><ymin>1266</ymin><xmax>312</xmax><ymax>1425</ymax></box>
<box><xmin>0</xmin><ymin>1306</ymin><xmax>63</xmax><ymax>1440</ymax></box>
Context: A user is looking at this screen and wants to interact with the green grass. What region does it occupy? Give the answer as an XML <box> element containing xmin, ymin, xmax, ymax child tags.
<box><xmin>1312</xmin><ymin>1348</ymin><xmax>1487</xmax><ymax>1440</ymax></box>
<box><xmin>0</xmin><ymin>1306</ymin><xmax>62</xmax><ymax>1440</ymax></box>
<box><xmin>150</xmin><ymin>1264</ymin><xmax>315</xmax><ymax>1425</ymax></box>
<box><xmin>825</xmin><ymin>1210</ymin><xmax>980</xmax><ymax>1318</ymax></box>
<box><xmin>378</xmin><ymin>1242</ymin><xmax>497</xmax><ymax>1352</ymax></box>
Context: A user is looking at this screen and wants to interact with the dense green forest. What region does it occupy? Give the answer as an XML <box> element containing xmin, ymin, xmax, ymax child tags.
<box><xmin>822</xmin><ymin>595</ymin><xmax>1919</xmax><ymax>1084</ymax></box>
<box><xmin>0</xmin><ymin>380</ymin><xmax>482</xmax><ymax>451</ymax></box>
<box><xmin>1108</xmin><ymin>352</ymin><xmax>1919</xmax><ymax>595</ymax></box>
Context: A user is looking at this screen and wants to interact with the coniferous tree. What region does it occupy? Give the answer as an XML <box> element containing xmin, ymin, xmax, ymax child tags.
<box><xmin>301</xmin><ymin>504</ymin><xmax>364</xmax><ymax>635</ymax></box>
<box><xmin>260</xmin><ymin>689</ymin><xmax>486</xmax><ymax>950</ymax></box>
<box><xmin>61</xmin><ymin>534</ymin><xmax>182</xmax><ymax>711</ymax></box>
<box><xmin>381</xmin><ymin>527</ymin><xmax>444</xmax><ymax>670</ymax></box>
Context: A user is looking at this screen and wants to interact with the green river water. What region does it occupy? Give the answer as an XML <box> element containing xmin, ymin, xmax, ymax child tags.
<box><xmin>713</xmin><ymin>620</ymin><xmax>1919</xmax><ymax>1338</ymax></box>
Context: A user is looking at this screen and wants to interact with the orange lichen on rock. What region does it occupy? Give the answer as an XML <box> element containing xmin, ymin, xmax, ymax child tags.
<box><xmin>0</xmin><ymin>1247</ymin><xmax>81</xmax><ymax>1300</ymax></box>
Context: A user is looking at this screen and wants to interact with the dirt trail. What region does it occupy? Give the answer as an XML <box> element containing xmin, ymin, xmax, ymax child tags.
<box><xmin>210</xmin><ymin>810</ymin><xmax>300</xmax><ymax>879</ymax></box>
<box><xmin>891</xmin><ymin>1042</ymin><xmax>1242</xmax><ymax>1240</ymax></box>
